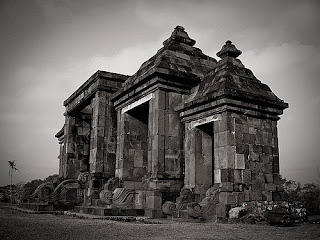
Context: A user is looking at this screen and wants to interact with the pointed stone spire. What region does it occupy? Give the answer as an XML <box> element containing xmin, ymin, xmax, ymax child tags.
<box><xmin>163</xmin><ymin>26</ymin><xmax>196</xmax><ymax>46</ymax></box>
<box><xmin>216</xmin><ymin>40</ymin><xmax>242</xmax><ymax>59</ymax></box>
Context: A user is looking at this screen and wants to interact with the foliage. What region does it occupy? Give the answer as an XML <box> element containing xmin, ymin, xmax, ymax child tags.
<box><xmin>298</xmin><ymin>183</ymin><xmax>320</xmax><ymax>215</ymax></box>
<box><xmin>283</xmin><ymin>179</ymin><xmax>301</xmax><ymax>202</ymax></box>
<box><xmin>283</xmin><ymin>178</ymin><xmax>320</xmax><ymax>215</ymax></box>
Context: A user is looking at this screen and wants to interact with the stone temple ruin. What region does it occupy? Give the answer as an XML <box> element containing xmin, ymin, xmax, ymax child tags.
<box><xmin>25</xmin><ymin>26</ymin><xmax>289</xmax><ymax>219</ymax></box>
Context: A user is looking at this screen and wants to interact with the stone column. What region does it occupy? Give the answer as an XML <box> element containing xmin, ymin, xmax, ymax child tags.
<box><xmin>148</xmin><ymin>90</ymin><xmax>184</xmax><ymax>179</ymax></box>
<box><xmin>63</xmin><ymin>113</ymin><xmax>91</xmax><ymax>179</ymax></box>
<box><xmin>75</xmin><ymin>113</ymin><xmax>91</xmax><ymax>173</ymax></box>
<box><xmin>89</xmin><ymin>91</ymin><xmax>116</xmax><ymax>178</ymax></box>
<box><xmin>58</xmin><ymin>137</ymin><xmax>64</xmax><ymax>178</ymax></box>
<box><xmin>63</xmin><ymin>115</ymin><xmax>78</xmax><ymax>179</ymax></box>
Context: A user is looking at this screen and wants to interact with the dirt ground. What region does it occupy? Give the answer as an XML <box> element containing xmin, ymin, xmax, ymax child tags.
<box><xmin>0</xmin><ymin>207</ymin><xmax>319</xmax><ymax>240</ymax></box>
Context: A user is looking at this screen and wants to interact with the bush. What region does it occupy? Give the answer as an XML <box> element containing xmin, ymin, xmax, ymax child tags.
<box><xmin>298</xmin><ymin>183</ymin><xmax>320</xmax><ymax>215</ymax></box>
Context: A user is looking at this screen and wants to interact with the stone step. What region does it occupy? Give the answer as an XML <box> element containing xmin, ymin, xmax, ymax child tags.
<box><xmin>74</xmin><ymin>206</ymin><xmax>144</xmax><ymax>216</ymax></box>
<box><xmin>20</xmin><ymin>203</ymin><xmax>54</xmax><ymax>211</ymax></box>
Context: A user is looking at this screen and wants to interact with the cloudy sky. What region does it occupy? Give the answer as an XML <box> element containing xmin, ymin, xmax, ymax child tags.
<box><xmin>0</xmin><ymin>0</ymin><xmax>319</xmax><ymax>186</ymax></box>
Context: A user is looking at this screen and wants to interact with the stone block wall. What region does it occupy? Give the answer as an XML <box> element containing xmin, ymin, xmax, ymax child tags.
<box><xmin>62</xmin><ymin>113</ymin><xmax>91</xmax><ymax>179</ymax></box>
<box><xmin>213</xmin><ymin>111</ymin><xmax>282</xmax><ymax>212</ymax></box>
<box><xmin>116</xmin><ymin>89</ymin><xmax>184</xmax><ymax>182</ymax></box>
<box><xmin>63</xmin><ymin>116</ymin><xmax>78</xmax><ymax>179</ymax></box>
<box><xmin>75</xmin><ymin>113</ymin><xmax>91</xmax><ymax>172</ymax></box>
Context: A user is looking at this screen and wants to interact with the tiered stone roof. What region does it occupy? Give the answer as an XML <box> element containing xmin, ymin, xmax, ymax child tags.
<box><xmin>177</xmin><ymin>40</ymin><xmax>288</xmax><ymax>113</ymax></box>
<box><xmin>112</xmin><ymin>26</ymin><xmax>217</xmax><ymax>101</ymax></box>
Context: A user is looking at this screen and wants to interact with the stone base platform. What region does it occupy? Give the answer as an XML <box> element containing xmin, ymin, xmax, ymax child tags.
<box><xmin>74</xmin><ymin>206</ymin><xmax>145</xmax><ymax>216</ymax></box>
<box><xmin>20</xmin><ymin>202</ymin><xmax>76</xmax><ymax>211</ymax></box>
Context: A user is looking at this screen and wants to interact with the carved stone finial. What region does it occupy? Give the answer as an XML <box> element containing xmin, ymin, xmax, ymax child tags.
<box><xmin>216</xmin><ymin>40</ymin><xmax>242</xmax><ymax>59</ymax></box>
<box><xmin>163</xmin><ymin>25</ymin><xmax>196</xmax><ymax>46</ymax></box>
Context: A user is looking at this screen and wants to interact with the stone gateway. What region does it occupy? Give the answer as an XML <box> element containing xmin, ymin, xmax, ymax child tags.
<box><xmin>54</xmin><ymin>26</ymin><xmax>288</xmax><ymax>219</ymax></box>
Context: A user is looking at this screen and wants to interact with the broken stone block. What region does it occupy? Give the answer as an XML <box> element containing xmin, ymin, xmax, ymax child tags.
<box><xmin>229</xmin><ymin>206</ymin><xmax>247</xmax><ymax>219</ymax></box>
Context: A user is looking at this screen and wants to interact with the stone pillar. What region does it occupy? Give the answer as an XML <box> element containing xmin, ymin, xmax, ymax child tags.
<box><xmin>58</xmin><ymin>138</ymin><xmax>64</xmax><ymax>178</ymax></box>
<box><xmin>63</xmin><ymin>115</ymin><xmax>78</xmax><ymax>179</ymax></box>
<box><xmin>148</xmin><ymin>90</ymin><xmax>184</xmax><ymax>179</ymax></box>
<box><xmin>89</xmin><ymin>91</ymin><xmax>116</xmax><ymax>178</ymax></box>
<box><xmin>62</xmin><ymin>113</ymin><xmax>91</xmax><ymax>179</ymax></box>
<box><xmin>75</xmin><ymin>113</ymin><xmax>91</xmax><ymax>172</ymax></box>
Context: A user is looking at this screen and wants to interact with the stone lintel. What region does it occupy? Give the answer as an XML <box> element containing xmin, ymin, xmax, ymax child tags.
<box><xmin>121</xmin><ymin>93</ymin><xmax>155</xmax><ymax>114</ymax></box>
<box><xmin>189</xmin><ymin>115</ymin><xmax>221</xmax><ymax>129</ymax></box>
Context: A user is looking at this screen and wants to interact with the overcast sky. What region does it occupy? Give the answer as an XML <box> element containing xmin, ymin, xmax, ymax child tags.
<box><xmin>0</xmin><ymin>0</ymin><xmax>319</xmax><ymax>186</ymax></box>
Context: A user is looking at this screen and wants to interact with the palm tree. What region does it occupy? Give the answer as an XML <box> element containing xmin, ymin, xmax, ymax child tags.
<box><xmin>8</xmin><ymin>160</ymin><xmax>20</xmax><ymax>204</ymax></box>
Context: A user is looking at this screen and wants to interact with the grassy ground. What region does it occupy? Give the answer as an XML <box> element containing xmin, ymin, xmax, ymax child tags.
<box><xmin>0</xmin><ymin>206</ymin><xmax>320</xmax><ymax>240</ymax></box>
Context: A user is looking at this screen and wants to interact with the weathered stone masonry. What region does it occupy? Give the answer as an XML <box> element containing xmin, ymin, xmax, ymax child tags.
<box><xmin>55</xmin><ymin>26</ymin><xmax>288</xmax><ymax>219</ymax></box>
